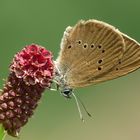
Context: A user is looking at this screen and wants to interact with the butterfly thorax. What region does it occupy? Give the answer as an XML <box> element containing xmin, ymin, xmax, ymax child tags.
<box><xmin>54</xmin><ymin>69</ymin><xmax>73</xmax><ymax>98</ymax></box>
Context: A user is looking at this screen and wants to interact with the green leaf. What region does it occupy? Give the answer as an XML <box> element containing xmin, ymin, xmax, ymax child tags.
<box><xmin>0</xmin><ymin>125</ymin><xmax>6</xmax><ymax>140</ymax></box>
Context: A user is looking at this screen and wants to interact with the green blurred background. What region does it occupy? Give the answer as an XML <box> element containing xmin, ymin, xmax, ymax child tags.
<box><xmin>0</xmin><ymin>0</ymin><xmax>140</xmax><ymax>140</ymax></box>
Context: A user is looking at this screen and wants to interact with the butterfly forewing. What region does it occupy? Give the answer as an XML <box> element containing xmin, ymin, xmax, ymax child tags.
<box><xmin>56</xmin><ymin>20</ymin><xmax>126</xmax><ymax>88</ymax></box>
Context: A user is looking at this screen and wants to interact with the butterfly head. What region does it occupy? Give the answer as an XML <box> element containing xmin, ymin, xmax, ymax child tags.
<box><xmin>61</xmin><ymin>87</ymin><xmax>73</xmax><ymax>99</ymax></box>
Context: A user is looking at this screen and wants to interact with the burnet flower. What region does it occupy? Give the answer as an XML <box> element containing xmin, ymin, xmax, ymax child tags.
<box><xmin>0</xmin><ymin>44</ymin><xmax>54</xmax><ymax>136</ymax></box>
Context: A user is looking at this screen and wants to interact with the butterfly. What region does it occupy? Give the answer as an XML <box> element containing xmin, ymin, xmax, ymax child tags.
<box><xmin>52</xmin><ymin>19</ymin><xmax>140</xmax><ymax>119</ymax></box>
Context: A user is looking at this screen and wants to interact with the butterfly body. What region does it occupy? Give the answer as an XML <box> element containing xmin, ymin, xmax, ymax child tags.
<box><xmin>54</xmin><ymin>63</ymin><xmax>73</xmax><ymax>98</ymax></box>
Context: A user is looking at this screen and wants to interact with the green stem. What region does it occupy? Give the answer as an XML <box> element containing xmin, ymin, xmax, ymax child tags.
<box><xmin>0</xmin><ymin>125</ymin><xmax>6</xmax><ymax>140</ymax></box>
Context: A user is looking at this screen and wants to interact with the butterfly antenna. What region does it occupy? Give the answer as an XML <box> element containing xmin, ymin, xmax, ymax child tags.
<box><xmin>72</xmin><ymin>92</ymin><xmax>84</xmax><ymax>122</ymax></box>
<box><xmin>76</xmin><ymin>96</ymin><xmax>92</xmax><ymax>117</ymax></box>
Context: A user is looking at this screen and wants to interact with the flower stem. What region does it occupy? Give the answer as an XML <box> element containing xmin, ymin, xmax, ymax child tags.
<box><xmin>0</xmin><ymin>125</ymin><xmax>6</xmax><ymax>140</ymax></box>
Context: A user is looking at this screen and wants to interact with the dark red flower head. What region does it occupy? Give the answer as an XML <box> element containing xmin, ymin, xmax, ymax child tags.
<box><xmin>10</xmin><ymin>44</ymin><xmax>54</xmax><ymax>87</ymax></box>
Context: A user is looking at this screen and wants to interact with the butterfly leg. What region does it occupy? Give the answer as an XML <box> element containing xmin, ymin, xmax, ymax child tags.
<box><xmin>49</xmin><ymin>79</ymin><xmax>60</xmax><ymax>92</ymax></box>
<box><xmin>49</xmin><ymin>88</ymin><xmax>57</xmax><ymax>91</ymax></box>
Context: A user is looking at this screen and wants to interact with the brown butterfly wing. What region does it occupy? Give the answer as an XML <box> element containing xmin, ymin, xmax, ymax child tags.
<box><xmin>89</xmin><ymin>33</ymin><xmax>140</xmax><ymax>84</ymax></box>
<box><xmin>67</xmin><ymin>32</ymin><xmax>140</xmax><ymax>87</ymax></box>
<box><xmin>56</xmin><ymin>20</ymin><xmax>125</xmax><ymax>88</ymax></box>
